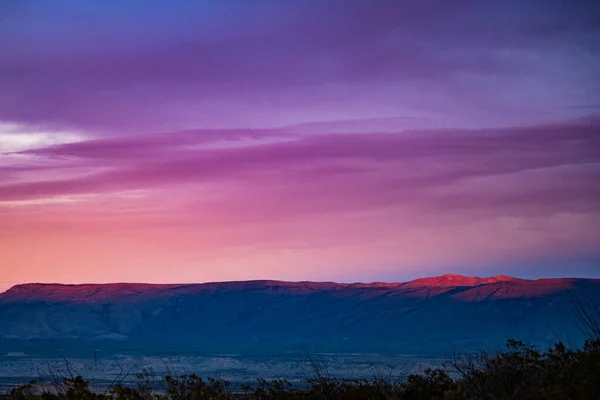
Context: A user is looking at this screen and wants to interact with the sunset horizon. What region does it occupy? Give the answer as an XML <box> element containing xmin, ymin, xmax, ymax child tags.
<box><xmin>2</xmin><ymin>2</ymin><xmax>599</xmax><ymax>293</ymax></box>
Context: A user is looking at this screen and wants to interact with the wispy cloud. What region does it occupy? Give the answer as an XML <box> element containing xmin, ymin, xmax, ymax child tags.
<box><xmin>2</xmin><ymin>120</ymin><xmax>598</xmax><ymax>214</ymax></box>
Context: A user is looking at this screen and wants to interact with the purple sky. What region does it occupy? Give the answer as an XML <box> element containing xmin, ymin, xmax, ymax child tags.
<box><xmin>0</xmin><ymin>0</ymin><xmax>599</xmax><ymax>289</ymax></box>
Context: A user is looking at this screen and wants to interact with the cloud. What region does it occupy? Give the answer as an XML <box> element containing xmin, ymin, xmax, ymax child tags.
<box><xmin>1</xmin><ymin>119</ymin><xmax>598</xmax><ymax>225</ymax></box>
<box><xmin>0</xmin><ymin>123</ymin><xmax>84</xmax><ymax>152</ymax></box>
<box><xmin>0</xmin><ymin>0</ymin><xmax>598</xmax><ymax>133</ymax></box>
<box><xmin>1</xmin><ymin>1</ymin><xmax>599</xmax><ymax>283</ymax></box>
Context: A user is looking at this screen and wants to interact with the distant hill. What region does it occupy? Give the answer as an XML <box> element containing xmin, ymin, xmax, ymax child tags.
<box><xmin>1</xmin><ymin>275</ymin><xmax>599</xmax><ymax>356</ymax></box>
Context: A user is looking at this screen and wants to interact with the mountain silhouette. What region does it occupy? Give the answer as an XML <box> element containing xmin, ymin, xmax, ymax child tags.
<box><xmin>1</xmin><ymin>274</ymin><xmax>598</xmax><ymax>356</ymax></box>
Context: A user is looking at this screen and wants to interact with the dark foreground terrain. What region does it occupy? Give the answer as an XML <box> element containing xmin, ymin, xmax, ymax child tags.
<box><xmin>3</xmin><ymin>336</ymin><xmax>600</xmax><ymax>399</ymax></box>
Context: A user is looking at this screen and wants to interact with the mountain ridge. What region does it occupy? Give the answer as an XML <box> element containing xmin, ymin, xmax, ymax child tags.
<box><xmin>0</xmin><ymin>273</ymin><xmax>588</xmax><ymax>302</ymax></box>
<box><xmin>1</xmin><ymin>274</ymin><xmax>599</xmax><ymax>356</ymax></box>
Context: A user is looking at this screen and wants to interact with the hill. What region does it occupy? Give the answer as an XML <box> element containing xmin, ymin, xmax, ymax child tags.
<box><xmin>1</xmin><ymin>274</ymin><xmax>598</xmax><ymax>356</ymax></box>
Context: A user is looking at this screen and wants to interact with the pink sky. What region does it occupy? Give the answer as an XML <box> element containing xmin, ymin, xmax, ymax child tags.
<box><xmin>1</xmin><ymin>1</ymin><xmax>599</xmax><ymax>290</ymax></box>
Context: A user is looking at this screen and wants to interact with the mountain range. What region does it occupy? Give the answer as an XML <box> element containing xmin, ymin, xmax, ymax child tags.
<box><xmin>1</xmin><ymin>274</ymin><xmax>599</xmax><ymax>357</ymax></box>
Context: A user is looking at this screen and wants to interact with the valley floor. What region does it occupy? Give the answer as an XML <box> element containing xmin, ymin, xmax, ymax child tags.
<box><xmin>0</xmin><ymin>353</ymin><xmax>442</xmax><ymax>391</ymax></box>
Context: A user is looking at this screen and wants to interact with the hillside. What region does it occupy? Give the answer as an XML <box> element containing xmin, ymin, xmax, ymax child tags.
<box><xmin>1</xmin><ymin>275</ymin><xmax>598</xmax><ymax>356</ymax></box>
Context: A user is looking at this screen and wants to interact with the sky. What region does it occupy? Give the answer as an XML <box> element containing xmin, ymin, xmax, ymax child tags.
<box><xmin>1</xmin><ymin>0</ymin><xmax>599</xmax><ymax>291</ymax></box>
